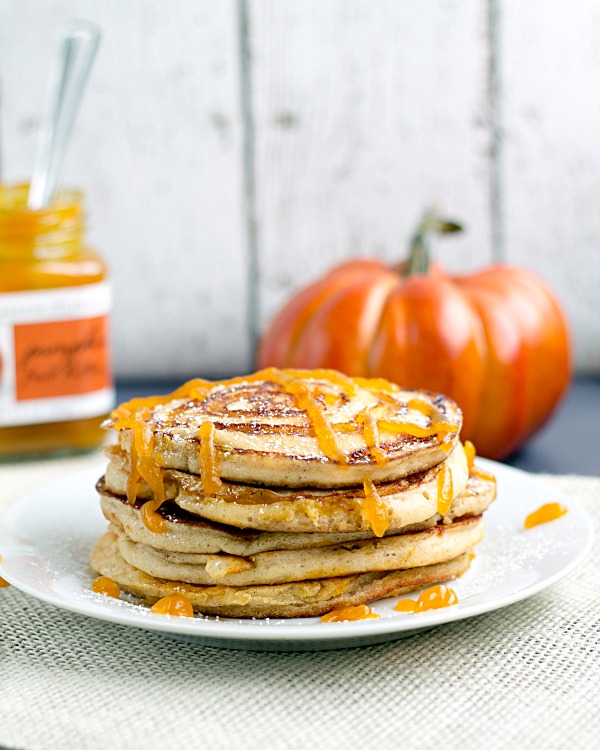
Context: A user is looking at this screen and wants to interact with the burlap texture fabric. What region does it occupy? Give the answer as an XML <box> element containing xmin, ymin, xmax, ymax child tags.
<box><xmin>0</xmin><ymin>454</ymin><xmax>598</xmax><ymax>750</ymax></box>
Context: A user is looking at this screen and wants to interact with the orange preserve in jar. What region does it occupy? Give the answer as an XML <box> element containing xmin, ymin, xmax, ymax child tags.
<box><xmin>0</xmin><ymin>184</ymin><xmax>113</xmax><ymax>457</ymax></box>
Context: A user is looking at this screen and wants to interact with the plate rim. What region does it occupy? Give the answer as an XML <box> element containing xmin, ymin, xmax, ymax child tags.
<box><xmin>0</xmin><ymin>458</ymin><xmax>594</xmax><ymax>643</ymax></box>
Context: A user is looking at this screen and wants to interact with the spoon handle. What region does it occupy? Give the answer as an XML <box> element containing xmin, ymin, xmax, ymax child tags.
<box><xmin>28</xmin><ymin>21</ymin><xmax>100</xmax><ymax>210</ymax></box>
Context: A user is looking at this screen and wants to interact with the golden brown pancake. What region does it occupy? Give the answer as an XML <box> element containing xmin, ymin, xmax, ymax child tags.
<box><xmin>90</xmin><ymin>527</ymin><xmax>473</xmax><ymax>618</ymax></box>
<box><xmin>113</xmin><ymin>516</ymin><xmax>483</xmax><ymax>587</ymax></box>
<box><xmin>98</xmin><ymin>470</ymin><xmax>495</xmax><ymax>555</ymax></box>
<box><xmin>106</xmin><ymin>371</ymin><xmax>462</xmax><ymax>488</ymax></box>
<box><xmin>103</xmin><ymin>442</ymin><xmax>469</xmax><ymax>533</ymax></box>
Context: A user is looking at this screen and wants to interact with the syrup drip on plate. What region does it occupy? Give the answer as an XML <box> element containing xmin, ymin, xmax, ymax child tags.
<box><xmin>394</xmin><ymin>584</ymin><xmax>459</xmax><ymax>614</ymax></box>
<box><xmin>150</xmin><ymin>594</ymin><xmax>194</xmax><ymax>617</ymax></box>
<box><xmin>524</xmin><ymin>502</ymin><xmax>568</xmax><ymax>529</ymax></box>
<box><xmin>91</xmin><ymin>576</ymin><xmax>120</xmax><ymax>599</ymax></box>
<box><xmin>321</xmin><ymin>604</ymin><xmax>380</xmax><ymax>622</ymax></box>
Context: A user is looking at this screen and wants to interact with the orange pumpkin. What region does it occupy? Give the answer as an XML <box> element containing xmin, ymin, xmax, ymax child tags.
<box><xmin>258</xmin><ymin>212</ymin><xmax>571</xmax><ymax>459</ymax></box>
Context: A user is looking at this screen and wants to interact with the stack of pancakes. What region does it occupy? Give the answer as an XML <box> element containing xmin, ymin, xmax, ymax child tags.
<box><xmin>90</xmin><ymin>368</ymin><xmax>496</xmax><ymax>618</ymax></box>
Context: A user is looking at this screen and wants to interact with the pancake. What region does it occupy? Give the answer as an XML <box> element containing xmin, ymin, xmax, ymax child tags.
<box><xmin>98</xmin><ymin>470</ymin><xmax>496</xmax><ymax>555</ymax></box>
<box><xmin>105</xmin><ymin>369</ymin><xmax>462</xmax><ymax>488</ymax></box>
<box><xmin>89</xmin><ymin>368</ymin><xmax>494</xmax><ymax>619</ymax></box>
<box><xmin>90</xmin><ymin>527</ymin><xmax>474</xmax><ymax>618</ymax></box>
<box><xmin>103</xmin><ymin>441</ymin><xmax>469</xmax><ymax>533</ymax></box>
<box><xmin>113</xmin><ymin>516</ymin><xmax>484</xmax><ymax>587</ymax></box>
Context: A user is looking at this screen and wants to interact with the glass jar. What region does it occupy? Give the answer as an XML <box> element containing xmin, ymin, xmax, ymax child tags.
<box><xmin>0</xmin><ymin>184</ymin><xmax>113</xmax><ymax>457</ymax></box>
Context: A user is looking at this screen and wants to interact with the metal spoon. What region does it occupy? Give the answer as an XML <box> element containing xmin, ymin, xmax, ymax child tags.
<box><xmin>27</xmin><ymin>20</ymin><xmax>100</xmax><ymax>210</ymax></box>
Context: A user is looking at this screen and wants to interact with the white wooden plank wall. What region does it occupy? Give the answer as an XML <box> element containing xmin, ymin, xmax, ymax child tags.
<box><xmin>251</xmin><ymin>0</ymin><xmax>493</xmax><ymax>332</ymax></box>
<box><xmin>0</xmin><ymin>0</ymin><xmax>249</xmax><ymax>378</ymax></box>
<box><xmin>0</xmin><ymin>0</ymin><xmax>599</xmax><ymax>376</ymax></box>
<box><xmin>502</xmin><ymin>0</ymin><xmax>600</xmax><ymax>372</ymax></box>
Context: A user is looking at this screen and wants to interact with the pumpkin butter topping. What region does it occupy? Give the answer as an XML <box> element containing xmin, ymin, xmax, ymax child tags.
<box><xmin>394</xmin><ymin>584</ymin><xmax>459</xmax><ymax>614</ymax></box>
<box><xmin>91</xmin><ymin>575</ymin><xmax>120</xmax><ymax>599</ymax></box>
<box><xmin>321</xmin><ymin>604</ymin><xmax>379</xmax><ymax>622</ymax></box>
<box><xmin>524</xmin><ymin>502</ymin><xmax>568</xmax><ymax>529</ymax></box>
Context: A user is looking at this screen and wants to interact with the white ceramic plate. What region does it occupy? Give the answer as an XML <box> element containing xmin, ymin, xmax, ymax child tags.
<box><xmin>0</xmin><ymin>458</ymin><xmax>593</xmax><ymax>651</ymax></box>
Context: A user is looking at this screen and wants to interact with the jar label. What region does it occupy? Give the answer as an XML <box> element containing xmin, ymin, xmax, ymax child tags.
<box><xmin>0</xmin><ymin>283</ymin><xmax>114</xmax><ymax>426</ymax></box>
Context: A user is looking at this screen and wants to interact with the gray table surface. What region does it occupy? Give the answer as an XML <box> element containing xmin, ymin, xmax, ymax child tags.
<box><xmin>116</xmin><ymin>376</ymin><xmax>600</xmax><ymax>477</ymax></box>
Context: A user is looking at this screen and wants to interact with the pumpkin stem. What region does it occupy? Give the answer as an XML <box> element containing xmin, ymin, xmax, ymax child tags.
<box><xmin>402</xmin><ymin>208</ymin><xmax>463</xmax><ymax>277</ymax></box>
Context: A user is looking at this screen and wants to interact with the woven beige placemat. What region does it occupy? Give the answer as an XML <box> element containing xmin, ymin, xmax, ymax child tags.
<box><xmin>0</xmin><ymin>454</ymin><xmax>598</xmax><ymax>750</ymax></box>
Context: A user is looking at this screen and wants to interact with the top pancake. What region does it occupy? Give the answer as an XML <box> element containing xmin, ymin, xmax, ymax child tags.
<box><xmin>105</xmin><ymin>368</ymin><xmax>462</xmax><ymax>488</ymax></box>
